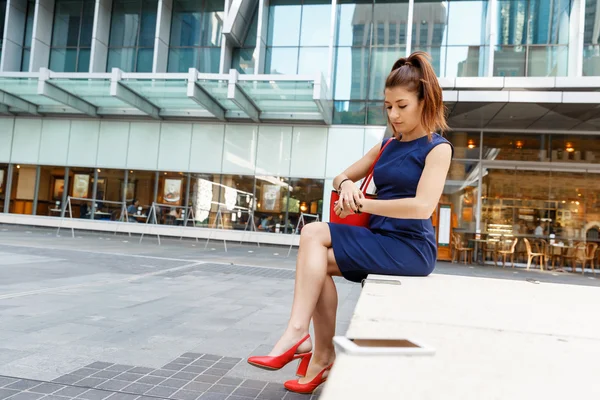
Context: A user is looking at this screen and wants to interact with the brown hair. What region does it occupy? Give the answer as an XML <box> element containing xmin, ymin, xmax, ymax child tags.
<box><xmin>385</xmin><ymin>51</ymin><xmax>448</xmax><ymax>138</ymax></box>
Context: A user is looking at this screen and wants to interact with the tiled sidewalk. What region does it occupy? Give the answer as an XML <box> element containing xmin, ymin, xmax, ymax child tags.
<box><xmin>0</xmin><ymin>352</ymin><xmax>318</xmax><ymax>400</ymax></box>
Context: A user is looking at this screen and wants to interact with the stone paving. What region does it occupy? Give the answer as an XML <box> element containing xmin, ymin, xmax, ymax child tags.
<box><xmin>0</xmin><ymin>224</ymin><xmax>597</xmax><ymax>400</ymax></box>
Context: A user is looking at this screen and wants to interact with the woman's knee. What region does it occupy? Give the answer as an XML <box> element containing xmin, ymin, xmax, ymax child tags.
<box><xmin>300</xmin><ymin>222</ymin><xmax>331</xmax><ymax>244</ymax></box>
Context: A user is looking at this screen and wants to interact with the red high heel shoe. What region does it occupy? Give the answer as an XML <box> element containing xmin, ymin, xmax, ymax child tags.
<box><xmin>284</xmin><ymin>363</ymin><xmax>333</xmax><ymax>394</ymax></box>
<box><xmin>247</xmin><ymin>334</ymin><xmax>312</xmax><ymax>377</ymax></box>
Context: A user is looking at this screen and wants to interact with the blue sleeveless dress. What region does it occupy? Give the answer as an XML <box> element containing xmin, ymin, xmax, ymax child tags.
<box><xmin>328</xmin><ymin>133</ymin><xmax>453</xmax><ymax>283</ymax></box>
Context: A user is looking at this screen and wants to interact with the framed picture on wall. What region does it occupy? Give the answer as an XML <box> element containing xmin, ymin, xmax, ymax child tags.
<box><xmin>163</xmin><ymin>178</ymin><xmax>182</xmax><ymax>205</ymax></box>
<box><xmin>0</xmin><ymin>170</ymin><xmax>4</xmax><ymax>194</ymax></box>
<box><xmin>96</xmin><ymin>178</ymin><xmax>106</xmax><ymax>200</ymax></box>
<box><xmin>121</xmin><ymin>182</ymin><xmax>135</xmax><ymax>202</ymax></box>
<box><xmin>261</xmin><ymin>184</ymin><xmax>281</xmax><ymax>212</ymax></box>
<box><xmin>72</xmin><ymin>174</ymin><xmax>90</xmax><ymax>198</ymax></box>
<box><xmin>53</xmin><ymin>178</ymin><xmax>65</xmax><ymax>200</ymax></box>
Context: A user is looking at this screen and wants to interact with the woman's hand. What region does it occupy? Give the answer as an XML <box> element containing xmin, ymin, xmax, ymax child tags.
<box><xmin>333</xmin><ymin>200</ymin><xmax>354</xmax><ymax>219</ymax></box>
<box><xmin>337</xmin><ymin>180</ymin><xmax>364</xmax><ymax>213</ymax></box>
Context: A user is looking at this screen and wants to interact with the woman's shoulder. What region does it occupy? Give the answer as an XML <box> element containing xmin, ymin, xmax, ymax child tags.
<box><xmin>424</xmin><ymin>133</ymin><xmax>454</xmax><ymax>158</ymax></box>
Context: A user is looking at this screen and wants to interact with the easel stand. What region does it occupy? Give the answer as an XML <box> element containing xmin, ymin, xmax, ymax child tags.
<box><xmin>140</xmin><ymin>203</ymin><xmax>161</xmax><ymax>245</ymax></box>
<box><xmin>56</xmin><ymin>197</ymin><xmax>127</xmax><ymax>238</ymax></box>
<box><xmin>287</xmin><ymin>212</ymin><xmax>320</xmax><ymax>257</ymax></box>
<box><xmin>239</xmin><ymin>210</ymin><xmax>259</xmax><ymax>247</ymax></box>
<box><xmin>204</xmin><ymin>206</ymin><xmax>228</xmax><ymax>252</ymax></box>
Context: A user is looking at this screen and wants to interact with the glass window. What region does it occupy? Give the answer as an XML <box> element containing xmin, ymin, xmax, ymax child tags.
<box><xmin>526</xmin><ymin>0</ymin><xmax>570</xmax><ymax>45</ymax></box>
<box><xmin>93</xmin><ymin>169</ymin><xmax>126</xmax><ymax>221</ymax></box>
<box><xmin>169</xmin><ymin>0</ymin><xmax>224</xmax><ymax>48</ymax></box>
<box><xmin>445</xmin><ymin>46</ymin><xmax>482</xmax><ymax>77</ymax></box>
<box><xmin>368</xmin><ymin>46</ymin><xmax>406</xmax><ymax>100</ymax></box>
<box><xmin>265</xmin><ymin>47</ymin><xmax>299</xmax><ymax>74</ymax></box>
<box><xmin>107</xmin><ymin>0</ymin><xmax>157</xmax><ymax>72</ymax></box>
<box><xmin>189</xmin><ymin>173</ymin><xmax>221</xmax><ymax>227</ymax></box>
<box><xmin>8</xmin><ymin>165</ymin><xmax>36</xmax><ymax>215</ymax></box>
<box><xmin>126</xmin><ymin>170</ymin><xmax>156</xmax><ymax>222</ymax></box>
<box><xmin>411</xmin><ymin>45</ymin><xmax>442</xmax><ymax>75</ymax></box>
<box><xmin>255</xmin><ymin>176</ymin><xmax>292</xmax><ymax>233</ymax></box>
<box><xmin>493</xmin><ymin>45</ymin><xmax>526</xmax><ymax>76</ymax></box>
<box><xmin>298</xmin><ymin>47</ymin><xmax>329</xmax><ymax>76</ymax></box>
<box><xmin>0</xmin><ymin>163</ymin><xmax>8</xmax><ymax>212</ymax></box>
<box><xmin>446</xmin><ymin>1</ymin><xmax>488</xmax><ymax>46</ymax></box>
<box><xmin>67</xmin><ymin>168</ymin><xmax>94</xmax><ymax>218</ymax></box>
<box><xmin>334</xmin><ymin>47</ymin><xmax>369</xmax><ymax>100</ymax></box>
<box><xmin>441</xmin><ymin>161</ymin><xmax>479</xmax><ymax>231</ymax></box>
<box><xmin>36</xmin><ymin>167</ymin><xmax>66</xmax><ymax>217</ymax></box>
<box><xmin>483</xmin><ymin>133</ymin><xmax>546</xmax><ymax>161</ymax></box>
<box><xmin>288</xmin><ymin>178</ymin><xmax>324</xmax><ymax>231</ymax></box>
<box><xmin>496</xmin><ymin>0</ymin><xmax>528</xmax><ymax>45</ymax></box>
<box><xmin>582</xmin><ymin>0</ymin><xmax>600</xmax><ymax>76</ymax></box>
<box><xmin>481</xmin><ymin>167</ymin><xmax>516</xmax><ymax>234</ymax></box>
<box><xmin>300</xmin><ymin>1</ymin><xmax>331</xmax><ymax>46</ymax></box>
<box><xmin>412</xmin><ymin>1</ymin><xmax>447</xmax><ymax>48</ymax></box>
<box><xmin>366</xmin><ymin>101</ymin><xmax>386</xmax><ymax>125</ymax></box>
<box><xmin>527</xmin><ymin>45</ymin><xmax>568</xmax><ymax>77</ymax></box>
<box><xmin>216</xmin><ymin>175</ymin><xmax>255</xmax><ymax>230</ymax></box>
<box><xmin>445</xmin><ymin>132</ymin><xmax>480</xmax><ymax>159</ymax></box>
<box><xmin>21</xmin><ymin>0</ymin><xmax>35</xmax><ymax>71</ymax></box>
<box><xmin>549</xmin><ymin>135</ymin><xmax>600</xmax><ymax>164</ymax></box>
<box><xmin>335</xmin><ymin>0</ymin><xmax>372</xmax><ymax>47</ymax></box>
<box><xmin>549</xmin><ymin>171</ymin><xmax>586</xmax><ymax>241</ymax></box>
<box><xmin>267</xmin><ymin>0</ymin><xmax>302</xmax><ymax>47</ymax></box>
<box><xmin>0</xmin><ymin>1</ymin><xmax>6</xmax><ymax>51</ymax></box>
<box><xmin>232</xmin><ymin>48</ymin><xmax>255</xmax><ymax>74</ymax></box>
<box><xmin>50</xmin><ymin>48</ymin><xmax>78</xmax><ymax>72</ymax></box>
<box><xmin>168</xmin><ymin>47</ymin><xmax>221</xmax><ymax>73</ymax></box>
<box><xmin>333</xmin><ymin>101</ymin><xmax>366</xmax><ymax>124</ymax></box>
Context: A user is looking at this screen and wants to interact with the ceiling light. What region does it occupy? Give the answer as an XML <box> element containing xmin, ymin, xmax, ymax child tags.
<box><xmin>515</xmin><ymin>140</ymin><xmax>523</xmax><ymax>149</ymax></box>
<box><xmin>467</xmin><ymin>139</ymin><xmax>476</xmax><ymax>149</ymax></box>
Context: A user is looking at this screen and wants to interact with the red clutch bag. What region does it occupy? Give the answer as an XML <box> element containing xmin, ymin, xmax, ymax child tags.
<box><xmin>329</xmin><ymin>139</ymin><xmax>393</xmax><ymax>227</ymax></box>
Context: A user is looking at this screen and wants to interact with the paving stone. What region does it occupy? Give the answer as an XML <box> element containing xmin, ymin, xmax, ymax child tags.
<box><xmin>181</xmin><ymin>366</ymin><xmax>206</xmax><ymax>375</ymax></box>
<box><xmin>121</xmin><ymin>383</ymin><xmax>154</xmax><ymax>395</ymax></box>
<box><xmin>212</xmin><ymin>363</ymin><xmax>236</xmax><ymax>370</ymax></box>
<box><xmin>0</xmin><ymin>389</ymin><xmax>19</xmax><ymax>400</ymax></box>
<box><xmin>162</xmin><ymin>363</ymin><xmax>186</xmax><ymax>371</ymax></box>
<box><xmin>71</xmin><ymin>369</ymin><xmax>98</xmax><ymax>378</ymax></box>
<box><xmin>227</xmin><ymin>396</ymin><xmax>254</xmax><ymax>400</ymax></box>
<box><xmin>7</xmin><ymin>392</ymin><xmax>45</xmax><ymax>400</ymax></box>
<box><xmin>52</xmin><ymin>375</ymin><xmax>81</xmax><ymax>385</ymax></box>
<box><xmin>198</xmin><ymin>394</ymin><xmax>228</xmax><ymax>400</ymax></box>
<box><xmin>206</xmin><ymin>385</ymin><xmax>235</xmax><ymax>395</ymax></box>
<box><xmin>29</xmin><ymin>383</ymin><xmax>66</xmax><ymax>394</ymax></box>
<box><xmin>54</xmin><ymin>387</ymin><xmax>89</xmax><ymax>397</ymax></box>
<box><xmin>231</xmin><ymin>388</ymin><xmax>261</xmax><ymax>398</ymax></box>
<box><xmin>105</xmin><ymin>366</ymin><xmax>134</xmax><ymax>373</ymax></box>
<box><xmin>95</xmin><ymin>380</ymin><xmax>130</xmax><ymax>392</ymax></box>
<box><xmin>200</xmin><ymin>355</ymin><xmax>221</xmax><ymax>362</ymax></box>
<box><xmin>216</xmin><ymin>378</ymin><xmax>243</xmax><ymax>387</ymax></box>
<box><xmin>284</xmin><ymin>393</ymin><xmax>312</xmax><ymax>399</ymax></box>
<box><xmin>6</xmin><ymin>380</ymin><xmax>42</xmax><ymax>391</ymax></box>
<box><xmin>172</xmin><ymin>358</ymin><xmax>194</xmax><ymax>365</ymax></box>
<box><xmin>91</xmin><ymin>371</ymin><xmax>121</xmax><ymax>380</ymax></box>
<box><xmin>76</xmin><ymin>389</ymin><xmax>114</xmax><ymax>400</ymax></box>
<box><xmin>42</xmin><ymin>395</ymin><xmax>72</xmax><ymax>400</ymax></box>
<box><xmin>144</xmin><ymin>386</ymin><xmax>178</xmax><ymax>398</ymax></box>
<box><xmin>264</xmin><ymin>383</ymin><xmax>286</xmax><ymax>393</ymax></box>
<box><xmin>258</xmin><ymin>391</ymin><xmax>287</xmax><ymax>400</ymax></box>
<box><xmin>74</xmin><ymin>378</ymin><xmax>107</xmax><ymax>388</ymax></box>
<box><xmin>113</xmin><ymin>373</ymin><xmax>143</xmax><ymax>383</ymax></box>
<box><xmin>220</xmin><ymin>358</ymin><xmax>242</xmax><ymax>364</ymax></box>
<box><xmin>171</xmin><ymin>390</ymin><xmax>203</xmax><ymax>400</ymax></box>
<box><xmin>148</xmin><ymin>370</ymin><xmax>176</xmax><ymax>378</ymax></box>
<box><xmin>136</xmin><ymin>376</ymin><xmax>165</xmax><ymax>385</ymax></box>
<box><xmin>193</xmin><ymin>376</ymin><xmax>220</xmax><ymax>385</ymax></box>
<box><xmin>172</xmin><ymin>372</ymin><xmax>198</xmax><ymax>381</ymax></box>
<box><xmin>159</xmin><ymin>378</ymin><xmax>189</xmax><ymax>389</ymax></box>
<box><xmin>85</xmin><ymin>363</ymin><xmax>114</xmax><ymax>370</ymax></box>
<box><xmin>181</xmin><ymin>353</ymin><xmax>204</xmax><ymax>359</ymax></box>
<box><xmin>191</xmin><ymin>361</ymin><xmax>214</xmax><ymax>368</ymax></box>
<box><xmin>0</xmin><ymin>378</ymin><xmax>18</xmax><ymax>387</ymax></box>
<box><xmin>128</xmin><ymin>367</ymin><xmax>154</xmax><ymax>375</ymax></box>
<box><xmin>240</xmin><ymin>380</ymin><xmax>266</xmax><ymax>390</ymax></box>
<box><xmin>181</xmin><ymin>382</ymin><xmax>211</xmax><ymax>393</ymax></box>
<box><xmin>202</xmin><ymin>369</ymin><xmax>228</xmax><ymax>377</ymax></box>
<box><xmin>105</xmin><ymin>393</ymin><xmax>138</xmax><ymax>400</ymax></box>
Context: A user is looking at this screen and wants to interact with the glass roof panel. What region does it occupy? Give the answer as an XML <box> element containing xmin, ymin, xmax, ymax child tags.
<box><xmin>49</xmin><ymin>79</ymin><xmax>131</xmax><ymax>108</ymax></box>
<box><xmin>122</xmin><ymin>79</ymin><xmax>201</xmax><ymax>109</ymax></box>
<box><xmin>198</xmin><ymin>80</ymin><xmax>239</xmax><ymax>110</ymax></box>
<box><xmin>0</xmin><ymin>78</ymin><xmax>64</xmax><ymax>106</ymax></box>
<box><xmin>237</xmin><ymin>80</ymin><xmax>317</xmax><ymax>112</ymax></box>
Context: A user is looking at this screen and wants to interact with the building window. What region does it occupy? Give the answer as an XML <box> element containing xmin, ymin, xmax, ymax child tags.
<box><xmin>265</xmin><ymin>0</ymin><xmax>331</xmax><ymax>76</ymax></box>
<box><xmin>583</xmin><ymin>0</ymin><xmax>600</xmax><ymax>75</ymax></box>
<box><xmin>232</xmin><ymin>5</ymin><xmax>258</xmax><ymax>74</ymax></box>
<box><xmin>49</xmin><ymin>0</ymin><xmax>94</xmax><ymax>72</ymax></box>
<box><xmin>21</xmin><ymin>0</ymin><xmax>35</xmax><ymax>71</ymax></box>
<box><xmin>107</xmin><ymin>0</ymin><xmax>158</xmax><ymax>72</ymax></box>
<box><xmin>494</xmin><ymin>0</ymin><xmax>570</xmax><ymax>77</ymax></box>
<box><xmin>0</xmin><ymin>1</ymin><xmax>6</xmax><ymax>62</ymax></box>
<box><xmin>167</xmin><ymin>0</ymin><xmax>224</xmax><ymax>73</ymax></box>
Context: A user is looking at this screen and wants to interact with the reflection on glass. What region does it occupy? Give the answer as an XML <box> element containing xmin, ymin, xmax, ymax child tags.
<box><xmin>493</xmin><ymin>45</ymin><xmax>526</xmax><ymax>76</ymax></box>
<box><xmin>446</xmin><ymin>1</ymin><xmax>488</xmax><ymax>46</ymax></box>
<box><xmin>411</xmin><ymin>46</ymin><xmax>441</xmax><ymax>76</ymax></box>
<box><xmin>168</xmin><ymin>47</ymin><xmax>221</xmax><ymax>73</ymax></box>
<box><xmin>367</xmin><ymin>101</ymin><xmax>386</xmax><ymax>125</ymax></box>
<box><xmin>334</xmin><ymin>47</ymin><xmax>369</xmax><ymax>100</ymax></box>
<box><xmin>333</xmin><ymin>101</ymin><xmax>366</xmax><ymax>124</ymax></box>
<box><xmin>527</xmin><ymin>46</ymin><xmax>568</xmax><ymax>77</ymax></box>
<box><xmin>233</xmin><ymin>48</ymin><xmax>255</xmax><ymax>74</ymax></box>
<box><xmin>300</xmin><ymin>2</ymin><xmax>331</xmax><ymax>46</ymax></box>
<box><xmin>335</xmin><ymin>0</ymin><xmax>372</xmax><ymax>47</ymax></box>
<box><xmin>526</xmin><ymin>0</ymin><xmax>570</xmax><ymax>45</ymax></box>
<box><xmin>107</xmin><ymin>48</ymin><xmax>136</xmax><ymax>72</ymax></box>
<box><xmin>412</xmin><ymin>1</ymin><xmax>447</xmax><ymax>47</ymax></box>
<box><xmin>298</xmin><ymin>47</ymin><xmax>329</xmax><ymax>76</ymax></box>
<box><xmin>549</xmin><ymin>171</ymin><xmax>586</xmax><ymax>240</ymax></box>
<box><xmin>497</xmin><ymin>0</ymin><xmax>527</xmax><ymax>45</ymax></box>
<box><xmin>0</xmin><ymin>164</ymin><xmax>7</xmax><ymax>212</ymax></box>
<box><xmin>445</xmin><ymin>132</ymin><xmax>480</xmax><ymax>159</ymax></box>
<box><xmin>372</xmin><ymin>0</ymin><xmax>409</xmax><ymax>46</ymax></box>
<box><xmin>50</xmin><ymin>49</ymin><xmax>78</xmax><ymax>72</ymax></box>
<box><xmin>583</xmin><ymin>46</ymin><xmax>600</xmax><ymax>76</ymax></box>
<box><xmin>9</xmin><ymin>165</ymin><xmax>35</xmax><ymax>215</ymax></box>
<box><xmin>68</xmin><ymin>168</ymin><xmax>94</xmax><ymax>218</ymax></box>
<box><xmin>37</xmin><ymin>166</ymin><xmax>66</xmax><ymax>218</ymax></box>
<box><xmin>288</xmin><ymin>178</ymin><xmax>324</xmax><ymax>233</ymax></box>
<box><xmin>440</xmin><ymin>161</ymin><xmax>479</xmax><ymax>231</ymax></box>
<box><xmin>368</xmin><ymin>47</ymin><xmax>406</xmax><ymax>100</ymax></box>
<box><xmin>255</xmin><ymin>176</ymin><xmax>291</xmax><ymax>233</ymax></box>
<box><xmin>94</xmin><ymin>169</ymin><xmax>126</xmax><ymax>221</ymax></box>
<box><xmin>583</xmin><ymin>0</ymin><xmax>600</xmax><ymax>76</ymax></box>
<box><xmin>445</xmin><ymin>46</ymin><xmax>482</xmax><ymax>77</ymax></box>
<box><xmin>483</xmin><ymin>133</ymin><xmax>545</xmax><ymax>161</ymax></box>
<box><xmin>267</xmin><ymin>0</ymin><xmax>302</xmax><ymax>46</ymax></box>
<box><xmin>266</xmin><ymin>48</ymin><xmax>299</xmax><ymax>74</ymax></box>
<box><xmin>549</xmin><ymin>135</ymin><xmax>600</xmax><ymax>164</ymax></box>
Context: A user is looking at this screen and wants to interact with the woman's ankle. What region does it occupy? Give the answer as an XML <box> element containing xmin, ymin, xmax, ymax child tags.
<box><xmin>311</xmin><ymin>348</ymin><xmax>336</xmax><ymax>365</ymax></box>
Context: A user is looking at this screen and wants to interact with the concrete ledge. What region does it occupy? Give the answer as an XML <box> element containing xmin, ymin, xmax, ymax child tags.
<box><xmin>321</xmin><ymin>274</ymin><xmax>600</xmax><ymax>399</ymax></box>
<box><xmin>0</xmin><ymin>213</ymin><xmax>300</xmax><ymax>247</ymax></box>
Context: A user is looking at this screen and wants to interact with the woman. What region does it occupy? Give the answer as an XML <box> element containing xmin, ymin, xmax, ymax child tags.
<box><xmin>247</xmin><ymin>51</ymin><xmax>453</xmax><ymax>394</ymax></box>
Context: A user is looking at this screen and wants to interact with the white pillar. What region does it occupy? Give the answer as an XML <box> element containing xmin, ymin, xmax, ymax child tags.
<box><xmin>153</xmin><ymin>0</ymin><xmax>173</xmax><ymax>73</ymax></box>
<box><xmin>89</xmin><ymin>0</ymin><xmax>112</xmax><ymax>72</ymax></box>
<box><xmin>219</xmin><ymin>0</ymin><xmax>233</xmax><ymax>74</ymax></box>
<box><xmin>568</xmin><ymin>0</ymin><xmax>585</xmax><ymax>77</ymax></box>
<box><xmin>326</xmin><ymin>0</ymin><xmax>338</xmax><ymax>93</ymax></box>
<box><xmin>406</xmin><ymin>0</ymin><xmax>414</xmax><ymax>56</ymax></box>
<box><xmin>255</xmin><ymin>0</ymin><xmax>268</xmax><ymax>74</ymax></box>
<box><xmin>1</xmin><ymin>0</ymin><xmax>27</xmax><ymax>72</ymax></box>
<box><xmin>29</xmin><ymin>0</ymin><xmax>55</xmax><ymax>72</ymax></box>
<box><xmin>486</xmin><ymin>0</ymin><xmax>497</xmax><ymax>76</ymax></box>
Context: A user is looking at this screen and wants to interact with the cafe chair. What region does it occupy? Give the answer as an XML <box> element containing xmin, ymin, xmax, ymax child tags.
<box><xmin>452</xmin><ymin>233</ymin><xmax>473</xmax><ymax>264</ymax></box>
<box><xmin>523</xmin><ymin>238</ymin><xmax>546</xmax><ymax>271</ymax></box>
<box><xmin>495</xmin><ymin>237</ymin><xmax>519</xmax><ymax>268</ymax></box>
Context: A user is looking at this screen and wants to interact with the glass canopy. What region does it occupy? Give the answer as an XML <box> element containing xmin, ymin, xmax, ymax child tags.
<box><xmin>0</xmin><ymin>69</ymin><xmax>332</xmax><ymax>123</ymax></box>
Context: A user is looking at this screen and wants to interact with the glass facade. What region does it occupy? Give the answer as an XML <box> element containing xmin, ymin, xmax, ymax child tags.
<box><xmin>167</xmin><ymin>0</ymin><xmax>225</xmax><ymax>73</ymax></box>
<box><xmin>232</xmin><ymin>5</ymin><xmax>258</xmax><ymax>74</ymax></box>
<box><xmin>494</xmin><ymin>0</ymin><xmax>571</xmax><ymax>77</ymax></box>
<box><xmin>49</xmin><ymin>0</ymin><xmax>94</xmax><ymax>72</ymax></box>
<box><xmin>584</xmin><ymin>0</ymin><xmax>600</xmax><ymax>76</ymax></box>
<box><xmin>21</xmin><ymin>0</ymin><xmax>35</xmax><ymax>71</ymax></box>
<box><xmin>265</xmin><ymin>0</ymin><xmax>332</xmax><ymax>76</ymax></box>
<box><xmin>0</xmin><ymin>0</ymin><xmax>6</xmax><ymax>62</ymax></box>
<box><xmin>107</xmin><ymin>0</ymin><xmax>158</xmax><ymax>72</ymax></box>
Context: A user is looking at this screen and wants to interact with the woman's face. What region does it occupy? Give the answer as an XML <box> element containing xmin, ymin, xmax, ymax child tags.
<box><xmin>384</xmin><ymin>86</ymin><xmax>424</xmax><ymax>135</ymax></box>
